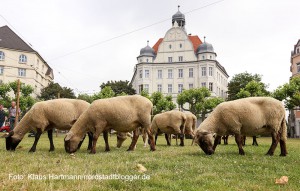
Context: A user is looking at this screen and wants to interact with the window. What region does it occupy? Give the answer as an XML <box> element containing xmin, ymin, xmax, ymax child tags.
<box><xmin>0</xmin><ymin>51</ymin><xmax>5</xmax><ymax>60</ymax></box>
<box><xmin>178</xmin><ymin>84</ymin><xmax>183</xmax><ymax>93</ymax></box>
<box><xmin>297</xmin><ymin>48</ymin><xmax>299</xmax><ymax>54</ymax></box>
<box><xmin>189</xmin><ymin>68</ymin><xmax>193</xmax><ymax>78</ymax></box>
<box><xmin>179</xmin><ymin>43</ymin><xmax>182</xmax><ymax>48</ymax></box>
<box><xmin>189</xmin><ymin>83</ymin><xmax>193</xmax><ymax>89</ymax></box>
<box><xmin>202</xmin><ymin>55</ymin><xmax>205</xmax><ymax>60</ymax></box>
<box><xmin>144</xmin><ymin>84</ymin><xmax>149</xmax><ymax>93</ymax></box>
<box><xmin>36</xmin><ymin>59</ymin><xmax>39</xmax><ymax>68</ymax></box>
<box><xmin>178</xmin><ymin>69</ymin><xmax>183</xmax><ymax>78</ymax></box>
<box><xmin>19</xmin><ymin>54</ymin><xmax>27</xmax><ymax>63</ymax></box>
<box><xmin>209</xmin><ymin>67</ymin><xmax>213</xmax><ymax>76</ymax></box>
<box><xmin>168</xmin><ymin>69</ymin><xmax>173</xmax><ymax>78</ymax></box>
<box><xmin>18</xmin><ymin>68</ymin><xmax>26</xmax><ymax>76</ymax></box>
<box><xmin>139</xmin><ymin>70</ymin><xmax>142</xmax><ymax>78</ymax></box>
<box><xmin>145</xmin><ymin>70</ymin><xmax>150</xmax><ymax>78</ymax></box>
<box><xmin>201</xmin><ymin>67</ymin><xmax>206</xmax><ymax>76</ymax></box>
<box><xmin>179</xmin><ymin>56</ymin><xmax>183</xmax><ymax>62</ymax></box>
<box><xmin>157</xmin><ymin>70</ymin><xmax>162</xmax><ymax>79</ymax></box>
<box><xmin>210</xmin><ymin>55</ymin><xmax>212</xmax><ymax>59</ymax></box>
<box><xmin>169</xmin><ymin>44</ymin><xmax>172</xmax><ymax>49</ymax></box>
<box><xmin>168</xmin><ymin>84</ymin><xmax>172</xmax><ymax>93</ymax></box>
<box><xmin>297</xmin><ymin>63</ymin><xmax>300</xmax><ymax>73</ymax></box>
<box><xmin>201</xmin><ymin>82</ymin><xmax>206</xmax><ymax>87</ymax></box>
<box><xmin>140</xmin><ymin>59</ymin><xmax>142</xmax><ymax>62</ymax></box>
<box><xmin>209</xmin><ymin>82</ymin><xmax>213</xmax><ymax>91</ymax></box>
<box><xmin>146</xmin><ymin>58</ymin><xmax>149</xmax><ymax>63</ymax></box>
<box><xmin>168</xmin><ymin>57</ymin><xmax>173</xmax><ymax>63</ymax></box>
<box><xmin>138</xmin><ymin>85</ymin><xmax>143</xmax><ymax>94</ymax></box>
<box><xmin>0</xmin><ymin>66</ymin><xmax>3</xmax><ymax>75</ymax></box>
<box><xmin>157</xmin><ymin>84</ymin><xmax>162</xmax><ymax>92</ymax></box>
<box><xmin>221</xmin><ymin>90</ymin><xmax>224</xmax><ymax>97</ymax></box>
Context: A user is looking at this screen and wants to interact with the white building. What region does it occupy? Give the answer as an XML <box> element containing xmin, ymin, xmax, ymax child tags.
<box><xmin>0</xmin><ymin>26</ymin><xmax>53</xmax><ymax>97</ymax></box>
<box><xmin>131</xmin><ymin>8</ymin><xmax>229</xmax><ymax>103</ymax></box>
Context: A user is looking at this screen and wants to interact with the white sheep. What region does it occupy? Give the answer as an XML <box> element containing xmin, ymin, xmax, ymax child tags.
<box><xmin>151</xmin><ymin>110</ymin><xmax>188</xmax><ymax>146</ymax></box>
<box><xmin>4</xmin><ymin>99</ymin><xmax>91</xmax><ymax>152</ymax></box>
<box><xmin>64</xmin><ymin>95</ymin><xmax>156</xmax><ymax>154</ymax></box>
<box><xmin>194</xmin><ymin>97</ymin><xmax>287</xmax><ymax>156</ymax></box>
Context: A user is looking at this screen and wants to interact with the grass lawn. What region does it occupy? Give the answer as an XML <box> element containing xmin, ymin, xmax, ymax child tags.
<box><xmin>0</xmin><ymin>133</ymin><xmax>299</xmax><ymax>191</ymax></box>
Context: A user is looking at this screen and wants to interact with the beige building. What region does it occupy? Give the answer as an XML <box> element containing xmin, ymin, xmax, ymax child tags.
<box><xmin>131</xmin><ymin>8</ymin><xmax>229</xmax><ymax>104</ymax></box>
<box><xmin>289</xmin><ymin>39</ymin><xmax>300</xmax><ymax>137</ymax></box>
<box><xmin>0</xmin><ymin>26</ymin><xmax>53</xmax><ymax>97</ymax></box>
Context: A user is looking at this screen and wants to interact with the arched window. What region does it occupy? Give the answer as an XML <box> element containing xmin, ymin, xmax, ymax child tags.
<box><xmin>179</xmin><ymin>43</ymin><xmax>182</xmax><ymax>48</ymax></box>
<box><xmin>169</xmin><ymin>44</ymin><xmax>172</xmax><ymax>49</ymax></box>
<box><xmin>0</xmin><ymin>51</ymin><xmax>5</xmax><ymax>60</ymax></box>
<box><xmin>19</xmin><ymin>54</ymin><xmax>27</xmax><ymax>63</ymax></box>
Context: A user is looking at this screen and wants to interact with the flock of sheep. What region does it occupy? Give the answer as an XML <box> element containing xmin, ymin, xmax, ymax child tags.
<box><xmin>3</xmin><ymin>95</ymin><xmax>288</xmax><ymax>156</ymax></box>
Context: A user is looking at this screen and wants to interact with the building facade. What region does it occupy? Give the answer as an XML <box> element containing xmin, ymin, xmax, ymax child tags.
<box><xmin>0</xmin><ymin>26</ymin><xmax>53</xmax><ymax>97</ymax></box>
<box><xmin>131</xmin><ymin>8</ymin><xmax>229</xmax><ymax>104</ymax></box>
<box><xmin>289</xmin><ymin>39</ymin><xmax>300</xmax><ymax>137</ymax></box>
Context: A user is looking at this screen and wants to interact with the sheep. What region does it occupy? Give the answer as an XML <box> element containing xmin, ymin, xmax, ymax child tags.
<box><xmin>151</xmin><ymin>110</ymin><xmax>188</xmax><ymax>146</ymax></box>
<box><xmin>64</xmin><ymin>95</ymin><xmax>156</xmax><ymax>154</ymax></box>
<box><xmin>4</xmin><ymin>99</ymin><xmax>92</xmax><ymax>152</ymax></box>
<box><xmin>194</xmin><ymin>97</ymin><xmax>287</xmax><ymax>156</ymax></box>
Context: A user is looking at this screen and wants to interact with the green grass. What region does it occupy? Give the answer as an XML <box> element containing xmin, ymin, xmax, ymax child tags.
<box><xmin>0</xmin><ymin>133</ymin><xmax>299</xmax><ymax>191</ymax></box>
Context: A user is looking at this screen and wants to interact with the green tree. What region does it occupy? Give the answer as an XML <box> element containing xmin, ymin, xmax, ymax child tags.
<box><xmin>236</xmin><ymin>80</ymin><xmax>269</xmax><ymax>99</ymax></box>
<box><xmin>0</xmin><ymin>83</ymin><xmax>11</xmax><ymax>107</ymax></box>
<box><xmin>39</xmin><ymin>82</ymin><xmax>75</xmax><ymax>100</ymax></box>
<box><xmin>273</xmin><ymin>77</ymin><xmax>300</xmax><ymax>109</ymax></box>
<box><xmin>77</xmin><ymin>93</ymin><xmax>94</xmax><ymax>103</ymax></box>
<box><xmin>151</xmin><ymin>92</ymin><xmax>176</xmax><ymax>115</ymax></box>
<box><xmin>100</xmin><ymin>80</ymin><xmax>136</xmax><ymax>95</ymax></box>
<box><xmin>227</xmin><ymin>72</ymin><xmax>269</xmax><ymax>100</ymax></box>
<box><xmin>92</xmin><ymin>86</ymin><xmax>115</xmax><ymax>100</ymax></box>
<box><xmin>177</xmin><ymin>87</ymin><xmax>224</xmax><ymax>121</ymax></box>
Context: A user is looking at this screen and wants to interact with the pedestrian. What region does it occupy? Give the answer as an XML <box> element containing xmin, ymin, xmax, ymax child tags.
<box><xmin>8</xmin><ymin>101</ymin><xmax>21</xmax><ymax>130</ymax></box>
<box><xmin>0</xmin><ymin>104</ymin><xmax>6</xmax><ymax>127</ymax></box>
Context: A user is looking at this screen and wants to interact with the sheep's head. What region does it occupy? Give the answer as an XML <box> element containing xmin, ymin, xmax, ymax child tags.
<box><xmin>2</xmin><ymin>131</ymin><xmax>21</xmax><ymax>151</ymax></box>
<box><xmin>64</xmin><ymin>131</ymin><xmax>82</xmax><ymax>153</ymax></box>
<box><xmin>116</xmin><ymin>132</ymin><xmax>127</xmax><ymax>148</ymax></box>
<box><xmin>195</xmin><ymin>131</ymin><xmax>214</xmax><ymax>155</ymax></box>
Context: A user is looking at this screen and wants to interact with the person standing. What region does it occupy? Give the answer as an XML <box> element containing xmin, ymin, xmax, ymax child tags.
<box><xmin>0</xmin><ymin>104</ymin><xmax>5</xmax><ymax>127</ymax></box>
<box><xmin>8</xmin><ymin>101</ymin><xmax>21</xmax><ymax>130</ymax></box>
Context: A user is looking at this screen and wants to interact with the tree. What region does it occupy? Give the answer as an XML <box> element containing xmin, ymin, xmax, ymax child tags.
<box><xmin>39</xmin><ymin>82</ymin><xmax>75</xmax><ymax>100</ymax></box>
<box><xmin>227</xmin><ymin>72</ymin><xmax>269</xmax><ymax>100</ymax></box>
<box><xmin>0</xmin><ymin>83</ymin><xmax>11</xmax><ymax>107</ymax></box>
<box><xmin>236</xmin><ymin>80</ymin><xmax>270</xmax><ymax>99</ymax></box>
<box><xmin>77</xmin><ymin>93</ymin><xmax>94</xmax><ymax>103</ymax></box>
<box><xmin>273</xmin><ymin>77</ymin><xmax>300</xmax><ymax>109</ymax></box>
<box><xmin>151</xmin><ymin>92</ymin><xmax>176</xmax><ymax>115</ymax></box>
<box><xmin>100</xmin><ymin>80</ymin><xmax>136</xmax><ymax>95</ymax></box>
<box><xmin>177</xmin><ymin>87</ymin><xmax>224</xmax><ymax>121</ymax></box>
<box><xmin>92</xmin><ymin>86</ymin><xmax>115</xmax><ymax>100</ymax></box>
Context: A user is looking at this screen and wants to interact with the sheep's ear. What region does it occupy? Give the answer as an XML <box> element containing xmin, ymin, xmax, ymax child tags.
<box><xmin>1</xmin><ymin>131</ymin><xmax>14</xmax><ymax>138</ymax></box>
<box><xmin>65</xmin><ymin>131</ymin><xmax>74</xmax><ymax>141</ymax></box>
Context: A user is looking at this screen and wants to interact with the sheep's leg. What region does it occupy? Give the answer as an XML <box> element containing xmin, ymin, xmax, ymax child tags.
<box><xmin>155</xmin><ymin>133</ymin><xmax>159</xmax><ymax>145</ymax></box>
<box><xmin>142</xmin><ymin>129</ymin><xmax>148</xmax><ymax>147</ymax></box>
<box><xmin>266</xmin><ymin>132</ymin><xmax>279</xmax><ymax>156</ymax></box>
<box><xmin>90</xmin><ymin>134</ymin><xmax>99</xmax><ymax>154</ymax></box>
<box><xmin>127</xmin><ymin>128</ymin><xmax>139</xmax><ymax>151</ymax></box>
<box><xmin>175</xmin><ymin>134</ymin><xmax>178</xmax><ymax>146</ymax></box>
<box><xmin>234</xmin><ymin>134</ymin><xmax>245</xmax><ymax>155</ymax></box>
<box><xmin>242</xmin><ymin>136</ymin><xmax>246</xmax><ymax>146</ymax></box>
<box><xmin>87</xmin><ymin>132</ymin><xmax>93</xmax><ymax>150</ymax></box>
<box><xmin>279</xmin><ymin>138</ymin><xmax>287</xmax><ymax>156</ymax></box>
<box><xmin>179</xmin><ymin>134</ymin><xmax>184</xmax><ymax>146</ymax></box>
<box><xmin>48</xmin><ymin>129</ymin><xmax>55</xmax><ymax>152</ymax></box>
<box><xmin>165</xmin><ymin>134</ymin><xmax>171</xmax><ymax>146</ymax></box>
<box><xmin>77</xmin><ymin>134</ymin><xmax>86</xmax><ymax>150</ymax></box>
<box><xmin>29</xmin><ymin>129</ymin><xmax>43</xmax><ymax>152</ymax></box>
<box><xmin>103</xmin><ymin>131</ymin><xmax>110</xmax><ymax>152</ymax></box>
<box><xmin>145</xmin><ymin>127</ymin><xmax>156</xmax><ymax>151</ymax></box>
<box><xmin>213</xmin><ymin>135</ymin><xmax>221</xmax><ymax>151</ymax></box>
<box><xmin>252</xmin><ymin>136</ymin><xmax>258</xmax><ymax>146</ymax></box>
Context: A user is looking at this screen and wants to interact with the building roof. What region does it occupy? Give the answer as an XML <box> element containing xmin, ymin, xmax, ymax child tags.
<box><xmin>152</xmin><ymin>35</ymin><xmax>202</xmax><ymax>53</ymax></box>
<box><xmin>197</xmin><ymin>41</ymin><xmax>215</xmax><ymax>54</ymax></box>
<box><xmin>0</xmin><ymin>25</ymin><xmax>35</xmax><ymax>52</ymax></box>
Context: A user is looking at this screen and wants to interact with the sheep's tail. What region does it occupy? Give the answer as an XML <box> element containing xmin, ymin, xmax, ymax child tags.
<box><xmin>280</xmin><ymin>116</ymin><xmax>287</xmax><ymax>142</ymax></box>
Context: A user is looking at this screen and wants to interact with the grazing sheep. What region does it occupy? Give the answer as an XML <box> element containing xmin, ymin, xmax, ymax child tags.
<box><xmin>4</xmin><ymin>99</ymin><xmax>92</xmax><ymax>152</ymax></box>
<box><xmin>194</xmin><ymin>97</ymin><xmax>287</xmax><ymax>156</ymax></box>
<box><xmin>151</xmin><ymin>110</ymin><xmax>187</xmax><ymax>146</ymax></box>
<box><xmin>64</xmin><ymin>95</ymin><xmax>155</xmax><ymax>154</ymax></box>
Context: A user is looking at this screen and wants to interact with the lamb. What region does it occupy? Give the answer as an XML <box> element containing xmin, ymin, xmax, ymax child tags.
<box><xmin>64</xmin><ymin>95</ymin><xmax>156</xmax><ymax>154</ymax></box>
<box><xmin>4</xmin><ymin>99</ymin><xmax>92</xmax><ymax>152</ymax></box>
<box><xmin>151</xmin><ymin>110</ymin><xmax>188</xmax><ymax>146</ymax></box>
<box><xmin>194</xmin><ymin>97</ymin><xmax>287</xmax><ymax>156</ymax></box>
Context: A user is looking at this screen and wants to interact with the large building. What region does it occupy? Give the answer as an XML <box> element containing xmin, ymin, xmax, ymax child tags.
<box><xmin>131</xmin><ymin>8</ymin><xmax>229</xmax><ymax>104</ymax></box>
<box><xmin>0</xmin><ymin>25</ymin><xmax>53</xmax><ymax>97</ymax></box>
<box><xmin>289</xmin><ymin>39</ymin><xmax>300</xmax><ymax>137</ymax></box>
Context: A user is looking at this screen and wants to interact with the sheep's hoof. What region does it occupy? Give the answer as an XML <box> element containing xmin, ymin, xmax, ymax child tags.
<box><xmin>279</xmin><ymin>153</ymin><xmax>287</xmax><ymax>157</ymax></box>
<box><xmin>180</xmin><ymin>144</ymin><xmax>184</xmax><ymax>147</ymax></box>
<box><xmin>266</xmin><ymin>152</ymin><xmax>274</xmax><ymax>156</ymax></box>
<box><xmin>127</xmin><ymin>148</ymin><xmax>134</xmax><ymax>151</ymax></box>
<box><xmin>89</xmin><ymin>151</ymin><xmax>96</xmax><ymax>154</ymax></box>
<box><xmin>29</xmin><ymin>149</ymin><xmax>36</xmax><ymax>152</ymax></box>
<box><xmin>150</xmin><ymin>148</ymin><xmax>156</xmax><ymax>151</ymax></box>
<box><xmin>239</xmin><ymin>151</ymin><xmax>245</xmax><ymax>155</ymax></box>
<box><xmin>49</xmin><ymin>148</ymin><xmax>55</xmax><ymax>152</ymax></box>
<box><xmin>105</xmin><ymin>149</ymin><xmax>110</xmax><ymax>152</ymax></box>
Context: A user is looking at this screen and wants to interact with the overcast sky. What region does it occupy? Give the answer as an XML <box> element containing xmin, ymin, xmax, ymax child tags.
<box><xmin>0</xmin><ymin>0</ymin><xmax>299</xmax><ymax>95</ymax></box>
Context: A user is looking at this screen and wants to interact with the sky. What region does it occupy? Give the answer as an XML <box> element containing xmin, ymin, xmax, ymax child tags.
<box><xmin>0</xmin><ymin>0</ymin><xmax>299</xmax><ymax>95</ymax></box>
